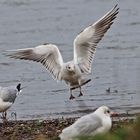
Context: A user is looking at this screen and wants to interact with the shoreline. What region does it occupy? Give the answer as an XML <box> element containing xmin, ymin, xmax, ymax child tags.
<box><xmin>0</xmin><ymin>113</ymin><xmax>139</xmax><ymax>140</ymax></box>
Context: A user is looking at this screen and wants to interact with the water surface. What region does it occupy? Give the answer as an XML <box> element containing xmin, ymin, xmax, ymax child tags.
<box><xmin>0</xmin><ymin>0</ymin><xmax>140</xmax><ymax>120</ymax></box>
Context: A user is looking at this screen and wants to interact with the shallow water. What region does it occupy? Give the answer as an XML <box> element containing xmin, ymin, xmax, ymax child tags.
<box><xmin>0</xmin><ymin>0</ymin><xmax>140</xmax><ymax>120</ymax></box>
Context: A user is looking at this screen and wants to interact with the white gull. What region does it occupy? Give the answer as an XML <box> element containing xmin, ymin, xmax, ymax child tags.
<box><xmin>6</xmin><ymin>5</ymin><xmax>119</xmax><ymax>99</ymax></box>
<box><xmin>59</xmin><ymin>106</ymin><xmax>117</xmax><ymax>140</ymax></box>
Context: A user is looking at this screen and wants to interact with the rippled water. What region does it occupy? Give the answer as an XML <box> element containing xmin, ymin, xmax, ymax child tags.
<box><xmin>0</xmin><ymin>0</ymin><xmax>140</xmax><ymax>120</ymax></box>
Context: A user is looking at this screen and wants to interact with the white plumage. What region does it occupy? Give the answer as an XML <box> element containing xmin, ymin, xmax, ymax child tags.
<box><xmin>59</xmin><ymin>106</ymin><xmax>114</xmax><ymax>140</ymax></box>
<box><xmin>6</xmin><ymin>5</ymin><xmax>119</xmax><ymax>99</ymax></box>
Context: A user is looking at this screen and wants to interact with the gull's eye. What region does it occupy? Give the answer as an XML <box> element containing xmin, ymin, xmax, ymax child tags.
<box><xmin>67</xmin><ymin>66</ymin><xmax>71</xmax><ymax>69</ymax></box>
<box><xmin>107</xmin><ymin>110</ymin><xmax>110</xmax><ymax>113</ymax></box>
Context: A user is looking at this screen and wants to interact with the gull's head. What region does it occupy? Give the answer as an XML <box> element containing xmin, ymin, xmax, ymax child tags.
<box><xmin>95</xmin><ymin>106</ymin><xmax>111</xmax><ymax>117</ymax></box>
<box><xmin>16</xmin><ymin>83</ymin><xmax>22</xmax><ymax>95</ymax></box>
<box><xmin>66</xmin><ymin>62</ymin><xmax>75</xmax><ymax>72</ymax></box>
<box><xmin>95</xmin><ymin>106</ymin><xmax>117</xmax><ymax>117</ymax></box>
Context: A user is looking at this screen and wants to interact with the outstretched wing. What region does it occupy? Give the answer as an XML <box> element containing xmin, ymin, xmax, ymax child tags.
<box><xmin>73</xmin><ymin>5</ymin><xmax>119</xmax><ymax>74</ymax></box>
<box><xmin>6</xmin><ymin>44</ymin><xmax>63</xmax><ymax>80</ymax></box>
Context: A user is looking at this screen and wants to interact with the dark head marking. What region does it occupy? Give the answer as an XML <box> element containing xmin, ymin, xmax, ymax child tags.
<box><xmin>16</xmin><ymin>83</ymin><xmax>21</xmax><ymax>92</ymax></box>
<box><xmin>43</xmin><ymin>43</ymin><xmax>49</xmax><ymax>45</ymax></box>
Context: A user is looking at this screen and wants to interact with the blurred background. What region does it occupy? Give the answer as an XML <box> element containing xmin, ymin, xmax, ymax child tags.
<box><xmin>0</xmin><ymin>0</ymin><xmax>140</xmax><ymax>120</ymax></box>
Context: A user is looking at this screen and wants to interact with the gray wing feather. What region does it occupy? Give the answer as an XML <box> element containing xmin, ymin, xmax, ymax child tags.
<box><xmin>59</xmin><ymin>114</ymin><xmax>102</xmax><ymax>140</ymax></box>
<box><xmin>73</xmin><ymin>5</ymin><xmax>119</xmax><ymax>74</ymax></box>
<box><xmin>74</xmin><ymin>114</ymin><xmax>102</xmax><ymax>135</ymax></box>
<box><xmin>6</xmin><ymin>44</ymin><xmax>63</xmax><ymax>80</ymax></box>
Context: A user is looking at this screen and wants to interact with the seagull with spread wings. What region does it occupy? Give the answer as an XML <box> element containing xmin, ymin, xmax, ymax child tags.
<box><xmin>6</xmin><ymin>5</ymin><xmax>119</xmax><ymax>99</ymax></box>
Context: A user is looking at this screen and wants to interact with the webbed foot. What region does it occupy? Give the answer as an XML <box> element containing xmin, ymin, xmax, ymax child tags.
<box><xmin>69</xmin><ymin>94</ymin><xmax>75</xmax><ymax>100</ymax></box>
<box><xmin>78</xmin><ymin>91</ymin><xmax>83</xmax><ymax>97</ymax></box>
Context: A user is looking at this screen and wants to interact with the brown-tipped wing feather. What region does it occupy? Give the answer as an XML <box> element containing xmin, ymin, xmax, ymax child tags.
<box><xmin>74</xmin><ymin>5</ymin><xmax>119</xmax><ymax>74</ymax></box>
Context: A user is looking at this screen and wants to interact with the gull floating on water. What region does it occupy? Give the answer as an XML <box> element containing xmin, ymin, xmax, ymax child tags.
<box><xmin>6</xmin><ymin>5</ymin><xmax>119</xmax><ymax>99</ymax></box>
<box><xmin>0</xmin><ymin>83</ymin><xmax>22</xmax><ymax>121</ymax></box>
<box><xmin>59</xmin><ymin>106</ymin><xmax>117</xmax><ymax>140</ymax></box>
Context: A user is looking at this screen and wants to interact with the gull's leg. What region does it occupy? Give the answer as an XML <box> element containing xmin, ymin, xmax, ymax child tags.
<box><xmin>11</xmin><ymin>112</ymin><xmax>17</xmax><ymax>121</ymax></box>
<box><xmin>78</xmin><ymin>86</ymin><xmax>83</xmax><ymax>97</ymax></box>
<box><xmin>2</xmin><ymin>112</ymin><xmax>7</xmax><ymax>119</ymax></box>
<box><xmin>4</xmin><ymin>112</ymin><xmax>7</xmax><ymax>118</ymax></box>
<box><xmin>69</xmin><ymin>89</ymin><xmax>75</xmax><ymax>100</ymax></box>
<box><xmin>2</xmin><ymin>112</ymin><xmax>7</xmax><ymax>125</ymax></box>
<box><xmin>4</xmin><ymin>112</ymin><xmax>7</xmax><ymax>121</ymax></box>
<box><xmin>1</xmin><ymin>112</ymin><xmax>4</xmax><ymax>119</ymax></box>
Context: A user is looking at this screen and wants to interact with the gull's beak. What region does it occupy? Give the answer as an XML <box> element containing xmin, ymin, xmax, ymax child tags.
<box><xmin>19</xmin><ymin>86</ymin><xmax>27</xmax><ymax>93</ymax></box>
<box><xmin>110</xmin><ymin>111</ymin><xmax>119</xmax><ymax>117</ymax></box>
<box><xmin>17</xmin><ymin>86</ymin><xmax>27</xmax><ymax>95</ymax></box>
<box><xmin>20</xmin><ymin>86</ymin><xmax>27</xmax><ymax>90</ymax></box>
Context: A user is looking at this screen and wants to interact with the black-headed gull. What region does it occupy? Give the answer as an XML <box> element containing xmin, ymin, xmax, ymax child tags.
<box><xmin>0</xmin><ymin>83</ymin><xmax>22</xmax><ymax>121</ymax></box>
<box><xmin>6</xmin><ymin>5</ymin><xmax>119</xmax><ymax>99</ymax></box>
<box><xmin>59</xmin><ymin>106</ymin><xmax>117</xmax><ymax>140</ymax></box>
